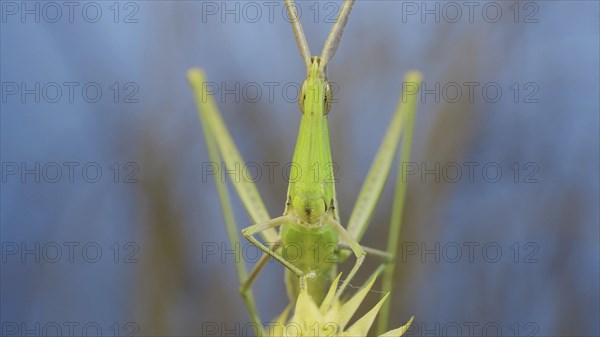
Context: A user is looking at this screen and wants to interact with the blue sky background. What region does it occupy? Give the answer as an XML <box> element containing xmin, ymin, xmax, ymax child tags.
<box><xmin>1</xmin><ymin>1</ymin><xmax>599</xmax><ymax>336</ymax></box>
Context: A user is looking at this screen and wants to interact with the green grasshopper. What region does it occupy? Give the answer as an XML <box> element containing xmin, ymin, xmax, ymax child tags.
<box><xmin>188</xmin><ymin>0</ymin><xmax>421</xmax><ymax>334</ymax></box>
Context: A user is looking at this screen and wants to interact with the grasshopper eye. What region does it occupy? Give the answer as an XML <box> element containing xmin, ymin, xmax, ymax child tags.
<box><xmin>298</xmin><ymin>81</ymin><xmax>307</xmax><ymax>113</ymax></box>
<box><xmin>324</xmin><ymin>82</ymin><xmax>333</xmax><ymax>115</ymax></box>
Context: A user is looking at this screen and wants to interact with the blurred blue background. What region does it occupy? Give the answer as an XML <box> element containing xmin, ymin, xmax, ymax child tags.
<box><xmin>1</xmin><ymin>1</ymin><xmax>599</xmax><ymax>336</ymax></box>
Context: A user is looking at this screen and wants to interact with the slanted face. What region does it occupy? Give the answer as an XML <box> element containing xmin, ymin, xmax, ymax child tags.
<box><xmin>298</xmin><ymin>57</ymin><xmax>333</xmax><ymax>116</ymax></box>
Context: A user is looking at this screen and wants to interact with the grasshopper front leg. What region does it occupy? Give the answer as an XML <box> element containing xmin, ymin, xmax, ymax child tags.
<box><xmin>241</xmin><ymin>216</ymin><xmax>305</xmax><ymax>281</ymax></box>
<box><xmin>324</xmin><ymin>216</ymin><xmax>367</xmax><ymax>301</ymax></box>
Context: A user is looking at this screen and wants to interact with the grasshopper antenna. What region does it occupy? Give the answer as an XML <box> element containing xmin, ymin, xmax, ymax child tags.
<box><xmin>284</xmin><ymin>0</ymin><xmax>312</xmax><ymax>71</ymax></box>
<box><xmin>320</xmin><ymin>0</ymin><xmax>356</xmax><ymax>70</ymax></box>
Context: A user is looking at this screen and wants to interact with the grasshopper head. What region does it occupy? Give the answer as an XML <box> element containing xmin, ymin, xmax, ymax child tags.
<box><xmin>298</xmin><ymin>57</ymin><xmax>333</xmax><ymax>115</ymax></box>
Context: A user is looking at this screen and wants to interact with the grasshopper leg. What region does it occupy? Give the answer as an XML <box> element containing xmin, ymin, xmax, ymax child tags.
<box><xmin>241</xmin><ymin>216</ymin><xmax>305</xmax><ymax>281</ymax></box>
